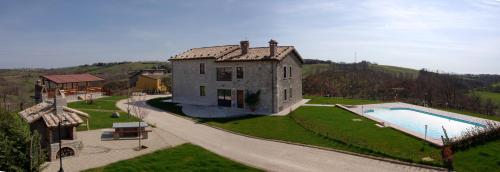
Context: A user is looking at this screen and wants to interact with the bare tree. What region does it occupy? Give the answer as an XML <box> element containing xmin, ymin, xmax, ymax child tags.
<box><xmin>130</xmin><ymin>93</ymin><xmax>149</xmax><ymax>150</ymax></box>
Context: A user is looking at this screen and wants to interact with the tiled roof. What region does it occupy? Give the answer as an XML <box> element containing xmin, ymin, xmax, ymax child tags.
<box><xmin>19</xmin><ymin>102</ymin><xmax>88</xmax><ymax>128</ymax></box>
<box><xmin>171</xmin><ymin>45</ymin><xmax>239</xmax><ymax>60</ymax></box>
<box><xmin>217</xmin><ymin>46</ymin><xmax>294</xmax><ymax>61</ymax></box>
<box><xmin>42</xmin><ymin>74</ymin><xmax>104</xmax><ymax>84</ymax></box>
<box><xmin>170</xmin><ymin>44</ymin><xmax>301</xmax><ymax>62</ymax></box>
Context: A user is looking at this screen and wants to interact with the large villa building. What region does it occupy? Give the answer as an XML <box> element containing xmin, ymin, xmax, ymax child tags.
<box><xmin>169</xmin><ymin>40</ymin><xmax>303</xmax><ymax>114</ymax></box>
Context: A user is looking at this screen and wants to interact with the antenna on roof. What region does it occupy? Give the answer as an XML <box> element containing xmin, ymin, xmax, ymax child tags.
<box><xmin>354</xmin><ymin>51</ymin><xmax>357</xmax><ymax>63</ymax></box>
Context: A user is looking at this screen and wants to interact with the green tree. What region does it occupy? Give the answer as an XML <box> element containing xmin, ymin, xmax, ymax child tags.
<box><xmin>0</xmin><ymin>108</ymin><xmax>45</xmax><ymax>171</ymax></box>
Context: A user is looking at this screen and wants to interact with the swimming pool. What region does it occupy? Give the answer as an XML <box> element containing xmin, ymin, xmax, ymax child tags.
<box><xmin>364</xmin><ymin>108</ymin><xmax>484</xmax><ymax>140</ymax></box>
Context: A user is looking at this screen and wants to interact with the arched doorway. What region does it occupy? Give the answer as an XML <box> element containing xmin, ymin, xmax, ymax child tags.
<box><xmin>56</xmin><ymin>147</ymin><xmax>75</xmax><ymax>159</ymax></box>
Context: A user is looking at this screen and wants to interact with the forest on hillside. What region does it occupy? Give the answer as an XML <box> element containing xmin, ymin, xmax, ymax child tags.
<box><xmin>303</xmin><ymin>60</ymin><xmax>500</xmax><ymax>116</ymax></box>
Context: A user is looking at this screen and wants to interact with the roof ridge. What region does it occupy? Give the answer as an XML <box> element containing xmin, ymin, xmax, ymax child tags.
<box><xmin>249</xmin><ymin>45</ymin><xmax>293</xmax><ymax>48</ymax></box>
<box><xmin>192</xmin><ymin>44</ymin><xmax>239</xmax><ymax>49</ymax></box>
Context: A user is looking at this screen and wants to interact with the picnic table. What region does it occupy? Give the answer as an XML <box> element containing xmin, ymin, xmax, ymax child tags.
<box><xmin>112</xmin><ymin>122</ymin><xmax>151</xmax><ymax>140</ymax></box>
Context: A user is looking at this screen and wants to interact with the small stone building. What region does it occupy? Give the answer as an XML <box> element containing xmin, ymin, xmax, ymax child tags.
<box><xmin>19</xmin><ymin>90</ymin><xmax>88</xmax><ymax>161</ymax></box>
<box><xmin>170</xmin><ymin>40</ymin><xmax>303</xmax><ymax>114</ymax></box>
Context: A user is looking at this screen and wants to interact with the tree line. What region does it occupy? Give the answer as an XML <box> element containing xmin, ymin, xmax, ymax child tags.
<box><xmin>303</xmin><ymin>60</ymin><xmax>500</xmax><ymax>116</ymax></box>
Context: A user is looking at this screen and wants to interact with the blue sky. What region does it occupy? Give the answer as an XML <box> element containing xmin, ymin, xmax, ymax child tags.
<box><xmin>1</xmin><ymin>0</ymin><xmax>499</xmax><ymax>74</ymax></box>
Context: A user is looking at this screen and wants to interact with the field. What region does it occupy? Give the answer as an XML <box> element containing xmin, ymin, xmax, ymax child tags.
<box><xmin>474</xmin><ymin>91</ymin><xmax>500</xmax><ymax>104</ymax></box>
<box><xmin>301</xmin><ymin>63</ymin><xmax>418</xmax><ymax>78</ymax></box>
<box><xmin>304</xmin><ymin>95</ymin><xmax>382</xmax><ymax>105</ymax></box>
<box><xmin>84</xmin><ymin>143</ymin><xmax>261</xmax><ymax>172</ymax></box>
<box><xmin>67</xmin><ymin>96</ymin><xmax>138</xmax><ymax>131</ymax></box>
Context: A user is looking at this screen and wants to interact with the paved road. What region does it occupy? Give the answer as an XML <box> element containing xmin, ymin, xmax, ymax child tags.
<box><xmin>117</xmin><ymin>96</ymin><xmax>438</xmax><ymax>172</ymax></box>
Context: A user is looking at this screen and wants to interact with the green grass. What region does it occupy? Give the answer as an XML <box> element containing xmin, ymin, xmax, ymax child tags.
<box><xmin>304</xmin><ymin>95</ymin><xmax>382</xmax><ymax>105</ymax></box>
<box><xmin>440</xmin><ymin>108</ymin><xmax>500</xmax><ymax>122</ymax></box>
<box><xmin>302</xmin><ymin>64</ymin><xmax>329</xmax><ymax>77</ymax></box>
<box><xmin>84</xmin><ymin>143</ymin><xmax>262</xmax><ymax>172</ymax></box>
<box><xmin>453</xmin><ymin>139</ymin><xmax>500</xmax><ymax>172</ymax></box>
<box><xmin>301</xmin><ymin>63</ymin><xmax>419</xmax><ymax>78</ymax></box>
<box><xmin>474</xmin><ymin>91</ymin><xmax>500</xmax><ymax>104</ymax></box>
<box><xmin>67</xmin><ymin>96</ymin><xmax>127</xmax><ymax>111</ymax></box>
<box><xmin>68</xmin><ymin>96</ymin><xmax>137</xmax><ymax>131</ymax></box>
<box><xmin>146</xmin><ymin>97</ymin><xmax>500</xmax><ymax>170</ymax></box>
<box><xmin>206</xmin><ymin>107</ymin><xmax>442</xmax><ymax>166</ymax></box>
<box><xmin>291</xmin><ymin>106</ymin><xmax>442</xmax><ymax>165</ymax></box>
<box><xmin>369</xmin><ymin>64</ymin><xmax>419</xmax><ymax>78</ymax></box>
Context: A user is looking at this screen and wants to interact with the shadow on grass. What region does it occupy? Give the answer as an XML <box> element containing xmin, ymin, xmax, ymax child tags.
<box><xmin>146</xmin><ymin>97</ymin><xmax>264</xmax><ymax>124</ymax></box>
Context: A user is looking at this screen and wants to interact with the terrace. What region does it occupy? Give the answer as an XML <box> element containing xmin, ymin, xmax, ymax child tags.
<box><xmin>40</xmin><ymin>74</ymin><xmax>105</xmax><ymax>101</ymax></box>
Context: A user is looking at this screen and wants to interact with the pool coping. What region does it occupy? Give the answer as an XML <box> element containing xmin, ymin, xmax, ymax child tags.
<box><xmin>336</xmin><ymin>102</ymin><xmax>500</xmax><ymax>147</ymax></box>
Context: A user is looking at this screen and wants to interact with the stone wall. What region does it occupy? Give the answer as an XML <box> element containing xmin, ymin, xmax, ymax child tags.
<box><xmin>49</xmin><ymin>140</ymin><xmax>82</xmax><ymax>161</ymax></box>
<box><xmin>171</xmin><ymin>54</ymin><xmax>302</xmax><ymax>114</ymax></box>
<box><xmin>276</xmin><ymin>53</ymin><xmax>303</xmax><ymax>112</ymax></box>
<box><xmin>172</xmin><ymin>59</ymin><xmax>275</xmax><ymax>113</ymax></box>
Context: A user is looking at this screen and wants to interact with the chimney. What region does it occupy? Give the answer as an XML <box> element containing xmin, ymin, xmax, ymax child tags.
<box><xmin>269</xmin><ymin>39</ymin><xmax>278</xmax><ymax>57</ymax></box>
<box><xmin>240</xmin><ymin>40</ymin><xmax>249</xmax><ymax>54</ymax></box>
<box><xmin>54</xmin><ymin>89</ymin><xmax>67</xmax><ymax>116</ymax></box>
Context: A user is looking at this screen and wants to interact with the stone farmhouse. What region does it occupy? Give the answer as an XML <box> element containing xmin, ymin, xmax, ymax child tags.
<box><xmin>169</xmin><ymin>40</ymin><xmax>303</xmax><ymax>114</ymax></box>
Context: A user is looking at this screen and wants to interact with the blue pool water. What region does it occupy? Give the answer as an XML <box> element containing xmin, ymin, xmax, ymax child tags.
<box><xmin>364</xmin><ymin>108</ymin><xmax>483</xmax><ymax>139</ymax></box>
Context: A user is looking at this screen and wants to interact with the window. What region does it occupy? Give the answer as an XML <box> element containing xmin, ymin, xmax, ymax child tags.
<box><xmin>283</xmin><ymin>66</ymin><xmax>287</xmax><ymax>78</ymax></box>
<box><xmin>290</xmin><ymin>87</ymin><xmax>293</xmax><ymax>98</ymax></box>
<box><xmin>200</xmin><ymin>86</ymin><xmax>206</xmax><ymax>96</ymax></box>
<box><xmin>236</xmin><ymin>67</ymin><xmax>243</xmax><ymax>79</ymax></box>
<box><xmin>217</xmin><ymin>89</ymin><xmax>232</xmax><ymax>107</ymax></box>
<box><xmin>200</xmin><ymin>63</ymin><xmax>205</xmax><ymax>74</ymax></box>
<box><xmin>289</xmin><ymin>66</ymin><xmax>292</xmax><ymax>78</ymax></box>
<box><xmin>216</xmin><ymin>67</ymin><xmax>232</xmax><ymax>81</ymax></box>
<box><xmin>284</xmin><ymin>89</ymin><xmax>287</xmax><ymax>101</ymax></box>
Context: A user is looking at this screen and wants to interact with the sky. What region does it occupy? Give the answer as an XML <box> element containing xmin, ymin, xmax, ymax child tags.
<box><xmin>0</xmin><ymin>0</ymin><xmax>499</xmax><ymax>74</ymax></box>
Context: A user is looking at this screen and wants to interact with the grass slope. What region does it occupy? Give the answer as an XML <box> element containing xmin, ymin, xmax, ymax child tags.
<box><xmin>302</xmin><ymin>63</ymin><xmax>419</xmax><ymax>78</ymax></box>
<box><xmin>291</xmin><ymin>106</ymin><xmax>441</xmax><ymax>164</ymax></box>
<box><xmin>453</xmin><ymin>139</ymin><xmax>500</xmax><ymax>172</ymax></box>
<box><xmin>369</xmin><ymin>64</ymin><xmax>419</xmax><ymax>78</ymax></box>
<box><xmin>474</xmin><ymin>91</ymin><xmax>500</xmax><ymax>104</ymax></box>
<box><xmin>67</xmin><ymin>96</ymin><xmax>138</xmax><ymax>131</ymax></box>
<box><xmin>84</xmin><ymin>143</ymin><xmax>261</xmax><ymax>172</ymax></box>
<box><xmin>304</xmin><ymin>95</ymin><xmax>382</xmax><ymax>105</ymax></box>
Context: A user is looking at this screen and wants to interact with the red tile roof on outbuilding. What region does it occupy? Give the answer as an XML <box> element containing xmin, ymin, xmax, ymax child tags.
<box><xmin>41</xmin><ymin>74</ymin><xmax>104</xmax><ymax>84</ymax></box>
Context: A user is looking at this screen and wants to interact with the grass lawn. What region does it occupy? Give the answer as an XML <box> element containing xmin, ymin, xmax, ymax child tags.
<box><xmin>453</xmin><ymin>139</ymin><xmax>500</xmax><ymax>172</ymax></box>
<box><xmin>304</xmin><ymin>95</ymin><xmax>382</xmax><ymax>105</ymax></box>
<box><xmin>474</xmin><ymin>91</ymin><xmax>500</xmax><ymax>103</ymax></box>
<box><xmin>68</xmin><ymin>96</ymin><xmax>138</xmax><ymax>131</ymax></box>
<box><xmin>84</xmin><ymin>143</ymin><xmax>262</xmax><ymax>172</ymax></box>
<box><xmin>67</xmin><ymin>96</ymin><xmax>128</xmax><ymax>111</ymax></box>
<box><xmin>291</xmin><ymin>106</ymin><xmax>441</xmax><ymax>165</ymax></box>
<box><xmin>441</xmin><ymin>108</ymin><xmax>500</xmax><ymax>122</ymax></box>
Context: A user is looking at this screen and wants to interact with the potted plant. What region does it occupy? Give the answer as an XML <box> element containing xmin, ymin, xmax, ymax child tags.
<box><xmin>245</xmin><ymin>90</ymin><xmax>260</xmax><ymax>112</ymax></box>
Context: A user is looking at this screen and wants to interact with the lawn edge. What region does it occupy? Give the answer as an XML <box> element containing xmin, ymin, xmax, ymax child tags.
<box><xmin>116</xmin><ymin>98</ymin><xmax>267</xmax><ymax>172</ymax></box>
<box><xmin>144</xmin><ymin>97</ymin><xmax>447</xmax><ymax>171</ymax></box>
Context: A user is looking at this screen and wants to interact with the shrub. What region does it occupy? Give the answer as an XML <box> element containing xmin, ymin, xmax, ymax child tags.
<box><xmin>450</xmin><ymin>121</ymin><xmax>500</xmax><ymax>151</ymax></box>
<box><xmin>245</xmin><ymin>90</ymin><xmax>261</xmax><ymax>111</ymax></box>
<box><xmin>0</xmin><ymin>109</ymin><xmax>45</xmax><ymax>171</ymax></box>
